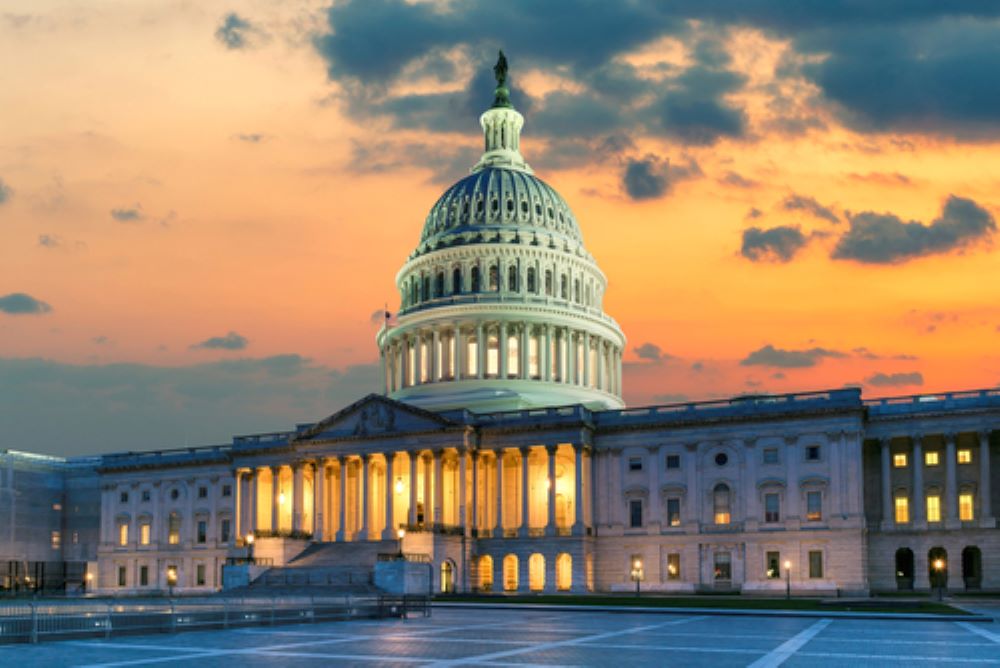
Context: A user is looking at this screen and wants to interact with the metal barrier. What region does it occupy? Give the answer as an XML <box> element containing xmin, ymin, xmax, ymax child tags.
<box><xmin>0</xmin><ymin>593</ymin><xmax>429</xmax><ymax>644</ymax></box>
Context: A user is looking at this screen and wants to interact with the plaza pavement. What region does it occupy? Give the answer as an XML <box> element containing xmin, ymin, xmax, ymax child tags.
<box><xmin>1</xmin><ymin>605</ymin><xmax>999</xmax><ymax>667</ymax></box>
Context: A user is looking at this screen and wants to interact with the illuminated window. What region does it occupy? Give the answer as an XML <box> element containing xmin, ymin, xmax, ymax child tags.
<box><xmin>168</xmin><ymin>513</ymin><xmax>181</xmax><ymax>545</ymax></box>
<box><xmin>713</xmin><ymin>484</ymin><xmax>731</xmax><ymax>525</ymax></box>
<box><xmin>958</xmin><ymin>449</ymin><xmax>972</xmax><ymax>464</ymax></box>
<box><xmin>51</xmin><ymin>531</ymin><xmax>61</xmax><ymax>550</ymax></box>
<box><xmin>507</xmin><ymin>334</ymin><xmax>519</xmax><ymax>377</ymax></box>
<box><xmin>486</xmin><ymin>333</ymin><xmax>499</xmax><ymax>377</ymax></box>
<box><xmin>528</xmin><ymin>335</ymin><xmax>539</xmax><ymax>378</ymax></box>
<box><xmin>806</xmin><ymin>492</ymin><xmax>822</xmax><ymax>521</ymax></box>
<box><xmin>766</xmin><ymin>551</ymin><xmax>780</xmax><ymax>579</ymax></box>
<box><xmin>119</xmin><ymin>522</ymin><xmax>129</xmax><ymax>546</ymax></box>
<box><xmin>925</xmin><ymin>451</ymin><xmax>939</xmax><ymax>466</ymax></box>
<box><xmin>140</xmin><ymin>522</ymin><xmax>151</xmax><ymax>545</ymax></box>
<box><xmin>960</xmin><ymin>493</ymin><xmax>975</xmax><ymax>521</ymax></box>
<box><xmin>926</xmin><ymin>495</ymin><xmax>941</xmax><ymax>523</ymax></box>
<box><xmin>666</xmin><ymin>553</ymin><xmax>680</xmax><ymax>580</ymax></box>
<box><xmin>529</xmin><ymin>553</ymin><xmax>546</xmax><ymax>591</ymax></box>
<box><xmin>466</xmin><ymin>337</ymin><xmax>478</xmax><ymax>376</ymax></box>
<box><xmin>895</xmin><ymin>496</ymin><xmax>909</xmax><ymax>523</ymax></box>
<box><xmin>893</xmin><ymin>453</ymin><xmax>908</xmax><ymax>468</ymax></box>
<box><xmin>666</xmin><ymin>498</ymin><xmax>681</xmax><ymax>527</ymax></box>
<box><xmin>556</xmin><ymin>553</ymin><xmax>572</xmax><ymax>591</ymax></box>
<box><xmin>503</xmin><ymin>554</ymin><xmax>518</xmax><ymax>592</ymax></box>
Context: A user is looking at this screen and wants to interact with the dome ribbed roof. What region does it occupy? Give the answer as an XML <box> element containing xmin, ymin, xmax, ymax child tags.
<box><xmin>415</xmin><ymin>167</ymin><xmax>583</xmax><ymax>256</ymax></box>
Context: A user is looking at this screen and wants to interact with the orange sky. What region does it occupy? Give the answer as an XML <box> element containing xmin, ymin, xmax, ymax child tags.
<box><xmin>2</xmin><ymin>2</ymin><xmax>999</xmax><ymax>454</ymax></box>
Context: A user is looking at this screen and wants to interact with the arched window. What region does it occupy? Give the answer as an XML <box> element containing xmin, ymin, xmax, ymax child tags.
<box><xmin>928</xmin><ymin>547</ymin><xmax>948</xmax><ymax>588</ymax></box>
<box><xmin>895</xmin><ymin>548</ymin><xmax>914</xmax><ymax>590</ymax></box>
<box><xmin>452</xmin><ymin>267</ymin><xmax>462</xmax><ymax>294</ymax></box>
<box><xmin>529</xmin><ymin>553</ymin><xmax>545</xmax><ymax>591</ymax></box>
<box><xmin>435</xmin><ymin>272</ymin><xmax>444</xmax><ymax>297</ymax></box>
<box><xmin>488</xmin><ymin>264</ymin><xmax>499</xmax><ymax>291</ymax></box>
<box><xmin>508</xmin><ymin>265</ymin><xmax>518</xmax><ymax>292</ymax></box>
<box><xmin>527</xmin><ymin>267</ymin><xmax>536</xmax><ymax>293</ymax></box>
<box><xmin>503</xmin><ymin>554</ymin><xmax>519</xmax><ymax>592</ymax></box>
<box><xmin>440</xmin><ymin>560</ymin><xmax>455</xmax><ymax>594</ymax></box>
<box><xmin>422</xmin><ymin>276</ymin><xmax>431</xmax><ymax>302</ymax></box>
<box><xmin>544</xmin><ymin>270</ymin><xmax>553</xmax><ymax>296</ymax></box>
<box><xmin>486</xmin><ymin>332</ymin><xmax>499</xmax><ymax>377</ymax></box>
<box><xmin>713</xmin><ymin>484</ymin><xmax>731</xmax><ymax>525</ymax></box>
<box><xmin>471</xmin><ymin>266</ymin><xmax>481</xmax><ymax>292</ymax></box>
<box><xmin>556</xmin><ymin>553</ymin><xmax>572</xmax><ymax>591</ymax></box>
<box><xmin>507</xmin><ymin>334</ymin><xmax>520</xmax><ymax>377</ymax></box>
<box><xmin>478</xmin><ymin>555</ymin><xmax>494</xmax><ymax>593</ymax></box>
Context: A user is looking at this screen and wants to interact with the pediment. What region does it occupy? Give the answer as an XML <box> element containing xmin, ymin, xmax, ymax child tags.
<box><xmin>293</xmin><ymin>394</ymin><xmax>457</xmax><ymax>442</ymax></box>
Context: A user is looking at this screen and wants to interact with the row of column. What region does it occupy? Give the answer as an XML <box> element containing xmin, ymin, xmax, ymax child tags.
<box><xmin>879</xmin><ymin>430</ymin><xmax>993</xmax><ymax>527</ymax></box>
<box><xmin>233</xmin><ymin>444</ymin><xmax>591</xmax><ymax>543</ymax></box>
<box><xmin>383</xmin><ymin>322</ymin><xmax>622</xmax><ymax>396</ymax></box>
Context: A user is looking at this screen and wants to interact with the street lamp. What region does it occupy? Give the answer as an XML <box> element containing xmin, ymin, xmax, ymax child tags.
<box><xmin>245</xmin><ymin>532</ymin><xmax>255</xmax><ymax>563</ymax></box>
<box><xmin>933</xmin><ymin>558</ymin><xmax>946</xmax><ymax>601</ymax></box>
<box><xmin>784</xmin><ymin>560</ymin><xmax>792</xmax><ymax>600</ymax></box>
<box><xmin>397</xmin><ymin>527</ymin><xmax>406</xmax><ymax>558</ymax></box>
<box><xmin>630</xmin><ymin>558</ymin><xmax>644</xmax><ymax>597</ymax></box>
<box><xmin>84</xmin><ymin>572</ymin><xmax>93</xmax><ymax>594</ymax></box>
<box><xmin>166</xmin><ymin>566</ymin><xmax>178</xmax><ymax>597</ymax></box>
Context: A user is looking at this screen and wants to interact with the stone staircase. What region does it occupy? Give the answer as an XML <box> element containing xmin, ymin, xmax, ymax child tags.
<box><xmin>249</xmin><ymin>540</ymin><xmax>399</xmax><ymax>591</ymax></box>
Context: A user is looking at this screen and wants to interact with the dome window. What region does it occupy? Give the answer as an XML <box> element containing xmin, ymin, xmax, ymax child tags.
<box><xmin>488</xmin><ymin>264</ymin><xmax>499</xmax><ymax>291</ymax></box>
<box><xmin>508</xmin><ymin>265</ymin><xmax>519</xmax><ymax>292</ymax></box>
<box><xmin>520</xmin><ymin>200</ymin><xmax>529</xmax><ymax>214</ymax></box>
<box><xmin>560</xmin><ymin>274</ymin><xmax>568</xmax><ymax>300</ymax></box>
<box><xmin>506</xmin><ymin>198</ymin><xmax>515</xmax><ymax>213</ymax></box>
<box><xmin>535</xmin><ymin>203</ymin><xmax>542</xmax><ymax>216</ymax></box>
<box><xmin>476</xmin><ymin>199</ymin><xmax>484</xmax><ymax>214</ymax></box>
<box><xmin>544</xmin><ymin>270</ymin><xmax>553</xmax><ymax>296</ymax></box>
<box><xmin>452</xmin><ymin>267</ymin><xmax>463</xmax><ymax>294</ymax></box>
<box><xmin>527</xmin><ymin>267</ymin><xmax>537</xmax><ymax>293</ymax></box>
<box><xmin>471</xmin><ymin>266</ymin><xmax>481</xmax><ymax>292</ymax></box>
<box><xmin>547</xmin><ymin>206</ymin><xmax>554</xmax><ymax>219</ymax></box>
<box><xmin>491</xmin><ymin>198</ymin><xmax>499</xmax><ymax>214</ymax></box>
<box><xmin>435</xmin><ymin>272</ymin><xmax>445</xmax><ymax>297</ymax></box>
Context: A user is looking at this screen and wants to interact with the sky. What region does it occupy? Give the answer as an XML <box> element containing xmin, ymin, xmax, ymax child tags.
<box><xmin>3</xmin><ymin>1</ymin><xmax>1000</xmax><ymax>456</ymax></box>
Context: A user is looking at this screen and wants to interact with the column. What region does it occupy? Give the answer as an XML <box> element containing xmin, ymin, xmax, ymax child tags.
<box><xmin>519</xmin><ymin>446</ymin><xmax>531</xmax><ymax>537</ymax></box>
<box><xmin>400</xmin><ymin>339</ymin><xmax>409</xmax><ymax>388</ymax></box>
<box><xmin>476</xmin><ymin>323</ymin><xmax>486</xmax><ymax>379</ymax></box>
<box><xmin>543</xmin><ymin>325</ymin><xmax>552</xmax><ymax>382</ymax></box>
<box><xmin>455</xmin><ymin>325</ymin><xmax>464</xmax><ymax>379</ymax></box>
<box><xmin>409</xmin><ymin>452</ymin><xmax>419</xmax><ymax>526</ymax></box>
<box><xmin>596</xmin><ymin>341</ymin><xmax>605</xmax><ymax>390</ymax></box>
<box><xmin>383</xmin><ymin>453</ymin><xmax>396</xmax><ymax>539</ymax></box>
<box><xmin>880</xmin><ymin>439</ymin><xmax>892</xmax><ymax>527</ymax></box>
<box><xmin>471</xmin><ymin>450</ymin><xmax>480</xmax><ymax>534</ymax></box>
<box><xmin>568</xmin><ymin>331</ymin><xmax>577</xmax><ymax>384</ymax></box>
<box><xmin>249</xmin><ymin>469</ymin><xmax>258</xmax><ymax>535</ymax></box>
<box><xmin>571</xmin><ymin>445</ymin><xmax>585</xmax><ymax>533</ymax></box>
<box><xmin>785</xmin><ymin>438</ymin><xmax>799</xmax><ymax>519</ymax></box>
<box><xmin>499</xmin><ymin>322</ymin><xmax>508</xmax><ymax>378</ymax></box>
<box><xmin>945</xmin><ymin>434</ymin><xmax>958</xmax><ymax>525</ymax></box>
<box><xmin>423</xmin><ymin>454</ymin><xmax>433</xmax><ymax>524</ymax></box>
<box><xmin>233</xmin><ymin>470</ymin><xmax>242</xmax><ymax>540</ymax></box>
<box><xmin>431</xmin><ymin>329</ymin><xmax>441</xmax><ymax>382</ymax></box>
<box><xmin>433</xmin><ymin>450</ymin><xmax>444</xmax><ymax>526</ymax></box>
<box><xmin>520</xmin><ymin>325</ymin><xmax>529</xmax><ymax>379</ymax></box>
<box><xmin>314</xmin><ymin>460</ymin><xmax>325</xmax><ymax>541</ymax></box>
<box><xmin>360</xmin><ymin>455</ymin><xmax>370</xmax><ymax>540</ymax></box>
<box><xmin>546</xmin><ymin>445</ymin><xmax>558</xmax><ymax>535</ymax></box>
<box><xmin>414</xmin><ymin>332</ymin><xmax>423</xmax><ymax>384</ymax></box>
<box><xmin>292</xmin><ymin>463</ymin><xmax>304</xmax><ymax>533</ymax></box>
<box><xmin>495</xmin><ymin>450</ymin><xmax>505</xmax><ymax>536</ymax></box>
<box><xmin>582</xmin><ymin>332</ymin><xmax>591</xmax><ymax>387</ymax></box>
<box><xmin>980</xmin><ymin>431</ymin><xmax>993</xmax><ymax>522</ymax></box>
<box><xmin>270</xmin><ymin>466</ymin><xmax>281</xmax><ymax>533</ymax></box>
<box><xmin>912</xmin><ymin>435</ymin><xmax>925</xmax><ymax>526</ymax></box>
<box><xmin>336</xmin><ymin>458</ymin><xmax>347</xmax><ymax>541</ymax></box>
<box><xmin>459</xmin><ymin>449</ymin><xmax>468</xmax><ymax>532</ymax></box>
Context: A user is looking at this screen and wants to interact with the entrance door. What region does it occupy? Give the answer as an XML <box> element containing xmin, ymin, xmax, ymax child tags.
<box><xmin>441</xmin><ymin>560</ymin><xmax>455</xmax><ymax>594</ymax></box>
<box><xmin>713</xmin><ymin>552</ymin><xmax>732</xmax><ymax>590</ymax></box>
<box><xmin>895</xmin><ymin>548</ymin><xmax>914</xmax><ymax>590</ymax></box>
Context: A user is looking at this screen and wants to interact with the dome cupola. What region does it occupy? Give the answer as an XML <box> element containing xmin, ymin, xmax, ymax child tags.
<box><xmin>376</xmin><ymin>52</ymin><xmax>626</xmax><ymax>413</ymax></box>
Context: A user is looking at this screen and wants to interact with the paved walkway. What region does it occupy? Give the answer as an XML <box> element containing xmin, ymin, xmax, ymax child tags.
<box><xmin>2</xmin><ymin>606</ymin><xmax>999</xmax><ymax>667</ymax></box>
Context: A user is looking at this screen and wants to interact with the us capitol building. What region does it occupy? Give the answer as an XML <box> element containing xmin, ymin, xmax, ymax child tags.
<box><xmin>2</xmin><ymin>57</ymin><xmax>997</xmax><ymax>598</ymax></box>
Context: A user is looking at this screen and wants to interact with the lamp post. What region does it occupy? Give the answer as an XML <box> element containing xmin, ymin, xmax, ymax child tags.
<box><xmin>166</xmin><ymin>566</ymin><xmax>177</xmax><ymax>598</ymax></box>
<box><xmin>397</xmin><ymin>527</ymin><xmax>406</xmax><ymax>559</ymax></box>
<box><xmin>84</xmin><ymin>572</ymin><xmax>93</xmax><ymax>595</ymax></box>
<box><xmin>784</xmin><ymin>560</ymin><xmax>792</xmax><ymax>600</ymax></box>
<box><xmin>933</xmin><ymin>558</ymin><xmax>946</xmax><ymax>601</ymax></box>
<box><xmin>245</xmin><ymin>532</ymin><xmax>255</xmax><ymax>564</ymax></box>
<box><xmin>630</xmin><ymin>558</ymin><xmax>644</xmax><ymax>597</ymax></box>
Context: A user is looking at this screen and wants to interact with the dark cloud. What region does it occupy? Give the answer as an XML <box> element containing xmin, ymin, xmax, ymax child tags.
<box><xmin>832</xmin><ymin>195</ymin><xmax>995</xmax><ymax>264</ymax></box>
<box><xmin>782</xmin><ymin>194</ymin><xmax>840</xmax><ymax>224</ymax></box>
<box><xmin>0</xmin><ymin>293</ymin><xmax>52</xmax><ymax>315</ymax></box>
<box><xmin>235</xmin><ymin>133</ymin><xmax>266</xmax><ymax>143</ymax></box>
<box><xmin>741</xmin><ymin>225</ymin><xmax>808</xmax><ymax>262</ymax></box>
<box><xmin>865</xmin><ymin>371</ymin><xmax>924</xmax><ymax>387</ymax></box>
<box><xmin>720</xmin><ymin>171</ymin><xmax>757</xmax><ymax>188</ymax></box>
<box><xmin>92</xmin><ymin>336</ymin><xmax>110</xmax><ymax>345</ymax></box>
<box><xmin>110</xmin><ymin>206</ymin><xmax>143</xmax><ymax>222</ymax></box>
<box><xmin>38</xmin><ymin>234</ymin><xmax>60</xmax><ymax>248</ymax></box>
<box><xmin>621</xmin><ymin>154</ymin><xmax>701</xmax><ymax>201</ymax></box>
<box><xmin>746</xmin><ymin>207</ymin><xmax>763</xmax><ymax>219</ymax></box>
<box><xmin>0</xmin><ymin>177</ymin><xmax>10</xmax><ymax>204</ymax></box>
<box><xmin>214</xmin><ymin>13</ymin><xmax>257</xmax><ymax>50</ymax></box>
<box><xmin>852</xmin><ymin>346</ymin><xmax>918</xmax><ymax>361</ymax></box>
<box><xmin>846</xmin><ymin>172</ymin><xmax>911</xmax><ymax>186</ymax></box>
<box><xmin>0</xmin><ymin>355</ymin><xmax>381</xmax><ymax>455</ymax></box>
<box><xmin>740</xmin><ymin>344</ymin><xmax>845</xmax><ymax>368</ymax></box>
<box><xmin>191</xmin><ymin>331</ymin><xmax>249</xmax><ymax>351</ymax></box>
<box><xmin>633</xmin><ymin>342</ymin><xmax>673</xmax><ymax>362</ymax></box>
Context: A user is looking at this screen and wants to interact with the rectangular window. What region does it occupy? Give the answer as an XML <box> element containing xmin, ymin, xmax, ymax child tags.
<box><xmin>805</xmin><ymin>445</ymin><xmax>821</xmax><ymax>461</ymax></box>
<box><xmin>629</xmin><ymin>499</ymin><xmax>643</xmax><ymax>528</ymax></box>
<box><xmin>118</xmin><ymin>566</ymin><xmax>126</xmax><ymax>587</ymax></box>
<box><xmin>764</xmin><ymin>493</ymin><xmax>780</xmax><ymax>523</ymax></box>
<box><xmin>141</xmin><ymin>490</ymin><xmax>150</xmax><ymax>502</ymax></box>
<box><xmin>925</xmin><ymin>451</ymin><xmax>939</xmax><ymax>466</ymax></box>
<box><xmin>893</xmin><ymin>453</ymin><xmax>908</xmax><ymax>468</ymax></box>
<box><xmin>666</xmin><ymin>498</ymin><xmax>681</xmax><ymax>527</ymax></box>
<box><xmin>713</xmin><ymin>552</ymin><xmax>731</xmax><ymax>581</ymax></box>
<box><xmin>220</xmin><ymin>519</ymin><xmax>231</xmax><ymax>543</ymax></box>
<box><xmin>51</xmin><ymin>530</ymin><xmax>61</xmax><ymax>550</ymax></box>
<box><xmin>196</xmin><ymin>564</ymin><xmax>206</xmax><ymax>586</ymax></box>
<box><xmin>222</xmin><ymin>484</ymin><xmax>232</xmax><ymax>497</ymax></box>
<box><xmin>766</xmin><ymin>551</ymin><xmax>780</xmax><ymax>579</ymax></box>
<box><xmin>809</xmin><ymin>551</ymin><xmax>823</xmax><ymax>578</ymax></box>
<box><xmin>140</xmin><ymin>522</ymin><xmax>151</xmax><ymax>546</ymax></box>
<box><xmin>197</xmin><ymin>520</ymin><xmax>207</xmax><ymax>544</ymax></box>
<box><xmin>168</xmin><ymin>515</ymin><xmax>181</xmax><ymax>545</ymax></box>
<box><xmin>120</xmin><ymin>491</ymin><xmax>129</xmax><ymax>503</ymax></box>
<box><xmin>666</xmin><ymin>553</ymin><xmax>680</xmax><ymax>580</ymax></box>
<box><xmin>628</xmin><ymin>457</ymin><xmax>643</xmax><ymax>472</ymax></box>
<box><xmin>119</xmin><ymin>522</ymin><xmax>129</xmax><ymax>546</ymax></box>
<box><xmin>665</xmin><ymin>454</ymin><xmax>681</xmax><ymax>470</ymax></box>
<box><xmin>806</xmin><ymin>491</ymin><xmax>822</xmax><ymax>521</ymax></box>
<box><xmin>895</xmin><ymin>496</ymin><xmax>910</xmax><ymax>523</ymax></box>
<box><xmin>926</xmin><ymin>495</ymin><xmax>941</xmax><ymax>522</ymax></box>
<box><xmin>198</xmin><ymin>487</ymin><xmax>207</xmax><ymax>499</ymax></box>
<box><xmin>72</xmin><ymin>531</ymin><xmax>79</xmax><ymax>545</ymax></box>
<box><xmin>959</xmin><ymin>493</ymin><xmax>974</xmax><ymax>521</ymax></box>
<box><xmin>763</xmin><ymin>448</ymin><xmax>779</xmax><ymax>465</ymax></box>
<box><xmin>139</xmin><ymin>565</ymin><xmax>148</xmax><ymax>586</ymax></box>
<box><xmin>957</xmin><ymin>449</ymin><xmax>972</xmax><ymax>464</ymax></box>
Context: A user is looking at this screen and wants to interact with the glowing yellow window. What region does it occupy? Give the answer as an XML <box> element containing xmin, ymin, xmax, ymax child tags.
<box><xmin>140</xmin><ymin>523</ymin><xmax>151</xmax><ymax>546</ymax></box>
<box><xmin>118</xmin><ymin>523</ymin><xmax>128</xmax><ymax>546</ymax></box>
<box><xmin>894</xmin><ymin>496</ymin><xmax>909</xmax><ymax>523</ymax></box>
<box><xmin>959</xmin><ymin>493</ymin><xmax>974</xmax><ymax>521</ymax></box>
<box><xmin>926</xmin><ymin>495</ymin><xmax>941</xmax><ymax>522</ymax></box>
<box><xmin>925</xmin><ymin>451</ymin><xmax>939</xmax><ymax>466</ymax></box>
<box><xmin>957</xmin><ymin>449</ymin><xmax>972</xmax><ymax>464</ymax></box>
<box><xmin>893</xmin><ymin>453</ymin><xmax>907</xmax><ymax>468</ymax></box>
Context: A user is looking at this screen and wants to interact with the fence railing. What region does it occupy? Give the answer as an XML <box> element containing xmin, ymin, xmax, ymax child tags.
<box><xmin>0</xmin><ymin>593</ymin><xmax>430</xmax><ymax>644</ymax></box>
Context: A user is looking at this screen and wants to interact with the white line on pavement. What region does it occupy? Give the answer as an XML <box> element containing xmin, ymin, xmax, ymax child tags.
<box><xmin>746</xmin><ymin>618</ymin><xmax>831</xmax><ymax>668</ymax></box>
<box><xmin>957</xmin><ymin>622</ymin><xmax>1000</xmax><ymax>645</ymax></box>
<box><xmin>796</xmin><ymin>650</ymin><xmax>1000</xmax><ymax>664</ymax></box>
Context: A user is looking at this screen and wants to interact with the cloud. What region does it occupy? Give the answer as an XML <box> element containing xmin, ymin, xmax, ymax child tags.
<box><xmin>740</xmin><ymin>344</ymin><xmax>845</xmax><ymax>368</ymax></box>
<box><xmin>621</xmin><ymin>154</ymin><xmax>701</xmax><ymax>200</ymax></box>
<box><xmin>832</xmin><ymin>195</ymin><xmax>996</xmax><ymax>264</ymax></box>
<box><xmin>741</xmin><ymin>225</ymin><xmax>808</xmax><ymax>262</ymax></box>
<box><xmin>852</xmin><ymin>346</ymin><xmax>918</xmax><ymax>361</ymax></box>
<box><xmin>110</xmin><ymin>206</ymin><xmax>143</xmax><ymax>222</ymax></box>
<box><xmin>720</xmin><ymin>171</ymin><xmax>757</xmax><ymax>188</ymax></box>
<box><xmin>38</xmin><ymin>234</ymin><xmax>60</xmax><ymax>248</ymax></box>
<box><xmin>191</xmin><ymin>331</ymin><xmax>249</xmax><ymax>351</ymax></box>
<box><xmin>0</xmin><ymin>293</ymin><xmax>52</xmax><ymax>315</ymax></box>
<box><xmin>235</xmin><ymin>133</ymin><xmax>266</xmax><ymax>143</ymax></box>
<box><xmin>0</xmin><ymin>355</ymin><xmax>382</xmax><ymax>455</ymax></box>
<box><xmin>92</xmin><ymin>336</ymin><xmax>110</xmax><ymax>345</ymax></box>
<box><xmin>214</xmin><ymin>13</ymin><xmax>257</xmax><ymax>50</ymax></box>
<box><xmin>865</xmin><ymin>371</ymin><xmax>924</xmax><ymax>387</ymax></box>
<box><xmin>846</xmin><ymin>172</ymin><xmax>911</xmax><ymax>186</ymax></box>
<box><xmin>782</xmin><ymin>194</ymin><xmax>840</xmax><ymax>224</ymax></box>
<box><xmin>746</xmin><ymin>207</ymin><xmax>763</xmax><ymax>219</ymax></box>
<box><xmin>0</xmin><ymin>177</ymin><xmax>10</xmax><ymax>204</ymax></box>
<box><xmin>633</xmin><ymin>342</ymin><xmax>672</xmax><ymax>362</ymax></box>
